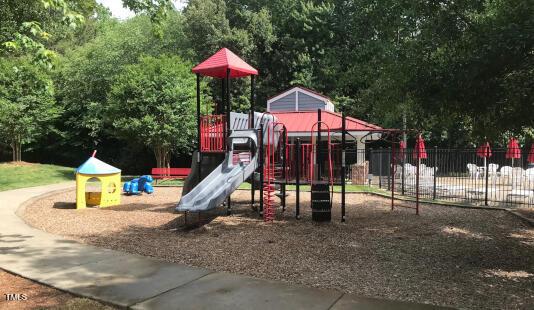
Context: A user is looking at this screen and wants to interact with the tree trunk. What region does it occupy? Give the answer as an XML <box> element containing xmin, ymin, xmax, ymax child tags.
<box><xmin>11</xmin><ymin>139</ymin><xmax>22</xmax><ymax>162</ymax></box>
<box><xmin>154</xmin><ymin>146</ymin><xmax>171</xmax><ymax>169</ymax></box>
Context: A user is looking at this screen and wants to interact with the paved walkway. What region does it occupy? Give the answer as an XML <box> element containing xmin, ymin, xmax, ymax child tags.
<box><xmin>0</xmin><ymin>183</ymin><xmax>448</xmax><ymax>309</ymax></box>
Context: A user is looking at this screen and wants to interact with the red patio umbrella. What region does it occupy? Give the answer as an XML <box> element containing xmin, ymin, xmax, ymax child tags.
<box><xmin>413</xmin><ymin>135</ymin><xmax>427</xmax><ymax>160</ymax></box>
<box><xmin>505</xmin><ymin>137</ymin><xmax>521</xmax><ymax>167</ymax></box>
<box><xmin>476</xmin><ymin>142</ymin><xmax>492</xmax><ymax>168</ymax></box>
<box><xmin>528</xmin><ymin>144</ymin><xmax>534</xmax><ymax>163</ymax></box>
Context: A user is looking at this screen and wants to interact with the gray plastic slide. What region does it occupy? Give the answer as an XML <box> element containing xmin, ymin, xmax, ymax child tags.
<box><xmin>176</xmin><ymin>130</ymin><xmax>258</xmax><ymax>212</ymax></box>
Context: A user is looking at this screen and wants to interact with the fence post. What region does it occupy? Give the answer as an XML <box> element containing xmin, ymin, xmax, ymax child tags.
<box><xmin>433</xmin><ymin>146</ymin><xmax>437</xmax><ymax>200</ymax></box>
<box><xmin>484</xmin><ymin>150</ymin><xmax>489</xmax><ymax>206</ymax></box>
<box><xmin>416</xmin><ymin>152</ymin><xmax>420</xmax><ymax>215</ymax></box>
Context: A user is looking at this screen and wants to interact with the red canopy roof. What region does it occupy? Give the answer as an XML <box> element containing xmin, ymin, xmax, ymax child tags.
<box><xmin>192</xmin><ymin>48</ymin><xmax>258</xmax><ymax>78</ymax></box>
<box><xmin>271</xmin><ymin>111</ymin><xmax>382</xmax><ymax>133</ymax></box>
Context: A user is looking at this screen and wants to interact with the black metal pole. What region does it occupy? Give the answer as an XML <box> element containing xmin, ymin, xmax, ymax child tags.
<box><xmin>317</xmin><ymin>109</ymin><xmax>322</xmax><ymax>180</ymax></box>
<box><xmin>484</xmin><ymin>148</ymin><xmax>489</xmax><ymax>206</ymax></box>
<box><xmin>282</xmin><ymin>128</ymin><xmax>287</xmax><ymax>212</ymax></box>
<box><xmin>259</xmin><ymin>123</ymin><xmax>264</xmax><ymax>217</ymax></box>
<box><xmin>416</xmin><ymin>151</ymin><xmax>420</xmax><ymax>215</ymax></box>
<box><xmin>196</xmin><ymin>73</ymin><xmax>202</xmax><ymax>183</ymax></box>
<box><xmin>226</xmin><ymin>69</ymin><xmax>231</xmax><ymax>215</ymax></box>
<box><xmin>387</xmin><ymin>147</ymin><xmax>391</xmax><ymax>190</ymax></box>
<box><xmin>341</xmin><ymin>113</ymin><xmax>346</xmax><ymax>222</ymax></box>
<box><xmin>391</xmin><ymin>139</ymin><xmax>396</xmax><ymax>210</ymax></box>
<box><xmin>433</xmin><ymin>146</ymin><xmax>437</xmax><ymax>200</ymax></box>
<box><xmin>220</xmin><ymin>78</ymin><xmax>225</xmax><ymax>115</ymax></box>
<box><xmin>295</xmin><ymin>138</ymin><xmax>301</xmax><ymax>219</ymax></box>
<box><xmin>250</xmin><ymin>75</ymin><xmax>255</xmax><ymax>209</ymax></box>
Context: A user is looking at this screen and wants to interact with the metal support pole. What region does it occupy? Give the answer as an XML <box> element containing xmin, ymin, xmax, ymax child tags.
<box><xmin>317</xmin><ymin>109</ymin><xmax>322</xmax><ymax>180</ymax></box>
<box><xmin>484</xmin><ymin>148</ymin><xmax>490</xmax><ymax>206</ymax></box>
<box><xmin>226</xmin><ymin>69</ymin><xmax>231</xmax><ymax>215</ymax></box>
<box><xmin>391</xmin><ymin>139</ymin><xmax>396</xmax><ymax>211</ymax></box>
<box><xmin>433</xmin><ymin>146</ymin><xmax>437</xmax><ymax>200</ymax></box>
<box><xmin>295</xmin><ymin>138</ymin><xmax>301</xmax><ymax>219</ymax></box>
<box><xmin>387</xmin><ymin>147</ymin><xmax>391</xmax><ymax>190</ymax></box>
<box><xmin>341</xmin><ymin>113</ymin><xmax>346</xmax><ymax>222</ymax></box>
<box><xmin>196</xmin><ymin>73</ymin><xmax>202</xmax><ymax>183</ymax></box>
<box><xmin>250</xmin><ymin>75</ymin><xmax>255</xmax><ymax>208</ymax></box>
<box><xmin>259</xmin><ymin>123</ymin><xmax>264</xmax><ymax>217</ymax></box>
<box><xmin>282</xmin><ymin>128</ymin><xmax>287</xmax><ymax>212</ymax></box>
<box><xmin>416</xmin><ymin>153</ymin><xmax>420</xmax><ymax>215</ymax></box>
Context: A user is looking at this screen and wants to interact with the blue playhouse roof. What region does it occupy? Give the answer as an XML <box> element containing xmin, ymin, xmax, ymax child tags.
<box><xmin>76</xmin><ymin>157</ymin><xmax>121</xmax><ymax>175</ymax></box>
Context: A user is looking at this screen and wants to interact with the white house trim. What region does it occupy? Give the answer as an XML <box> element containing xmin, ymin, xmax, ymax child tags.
<box><xmin>295</xmin><ymin>90</ymin><xmax>299</xmax><ymax>111</ymax></box>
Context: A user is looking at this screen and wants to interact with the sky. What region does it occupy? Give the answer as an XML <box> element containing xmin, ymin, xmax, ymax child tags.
<box><xmin>95</xmin><ymin>0</ymin><xmax>187</xmax><ymax>20</ymax></box>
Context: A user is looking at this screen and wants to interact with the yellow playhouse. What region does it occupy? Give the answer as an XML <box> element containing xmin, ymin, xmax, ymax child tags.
<box><xmin>76</xmin><ymin>155</ymin><xmax>121</xmax><ymax>209</ymax></box>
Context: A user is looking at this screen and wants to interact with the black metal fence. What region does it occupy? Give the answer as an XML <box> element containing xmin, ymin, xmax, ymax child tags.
<box><xmin>368</xmin><ymin>148</ymin><xmax>534</xmax><ymax>208</ymax></box>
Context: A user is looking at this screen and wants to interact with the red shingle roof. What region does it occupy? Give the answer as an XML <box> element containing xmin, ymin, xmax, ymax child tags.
<box><xmin>272</xmin><ymin>111</ymin><xmax>382</xmax><ymax>133</ymax></box>
<box><xmin>192</xmin><ymin>48</ymin><xmax>258</xmax><ymax>78</ymax></box>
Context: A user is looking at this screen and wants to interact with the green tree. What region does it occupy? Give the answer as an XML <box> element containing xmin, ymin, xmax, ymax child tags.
<box><xmin>0</xmin><ymin>58</ymin><xmax>59</xmax><ymax>161</ymax></box>
<box><xmin>108</xmin><ymin>55</ymin><xmax>208</xmax><ymax>168</ymax></box>
<box><xmin>55</xmin><ymin>13</ymin><xmax>189</xmax><ymax>151</ymax></box>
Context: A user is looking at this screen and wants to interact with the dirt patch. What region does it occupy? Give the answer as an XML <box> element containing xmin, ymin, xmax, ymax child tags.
<box><xmin>23</xmin><ymin>187</ymin><xmax>534</xmax><ymax>309</ymax></box>
<box><xmin>0</xmin><ymin>269</ymin><xmax>113</xmax><ymax>310</ymax></box>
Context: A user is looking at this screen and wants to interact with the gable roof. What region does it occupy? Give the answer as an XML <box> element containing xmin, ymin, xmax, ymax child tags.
<box><xmin>267</xmin><ymin>86</ymin><xmax>331</xmax><ymax>102</ymax></box>
<box><xmin>271</xmin><ymin>111</ymin><xmax>382</xmax><ymax>133</ymax></box>
<box><xmin>192</xmin><ymin>48</ymin><xmax>258</xmax><ymax>79</ymax></box>
<box><xmin>76</xmin><ymin>157</ymin><xmax>121</xmax><ymax>175</ymax></box>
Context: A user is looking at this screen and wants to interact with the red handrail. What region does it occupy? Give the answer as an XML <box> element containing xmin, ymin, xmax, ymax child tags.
<box><xmin>200</xmin><ymin>115</ymin><xmax>225</xmax><ymax>152</ymax></box>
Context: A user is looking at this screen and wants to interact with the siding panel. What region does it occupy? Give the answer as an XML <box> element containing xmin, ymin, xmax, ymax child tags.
<box><xmin>298</xmin><ymin>92</ymin><xmax>326</xmax><ymax>111</ymax></box>
<box><xmin>269</xmin><ymin>92</ymin><xmax>296</xmax><ymax>111</ymax></box>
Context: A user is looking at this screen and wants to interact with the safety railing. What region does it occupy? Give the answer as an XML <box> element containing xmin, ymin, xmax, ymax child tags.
<box><xmin>200</xmin><ymin>115</ymin><xmax>225</xmax><ymax>152</ymax></box>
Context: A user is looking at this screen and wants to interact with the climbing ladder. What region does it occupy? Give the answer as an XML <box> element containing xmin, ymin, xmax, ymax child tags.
<box><xmin>263</xmin><ymin>123</ymin><xmax>276</xmax><ymax>222</ymax></box>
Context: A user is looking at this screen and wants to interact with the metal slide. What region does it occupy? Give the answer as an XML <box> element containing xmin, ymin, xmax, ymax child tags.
<box><xmin>176</xmin><ymin>130</ymin><xmax>258</xmax><ymax>212</ymax></box>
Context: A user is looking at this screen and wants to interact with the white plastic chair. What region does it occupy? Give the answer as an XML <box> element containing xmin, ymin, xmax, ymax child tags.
<box><xmin>500</xmin><ymin>166</ymin><xmax>513</xmax><ymax>178</ymax></box>
<box><xmin>467</xmin><ymin>164</ymin><xmax>479</xmax><ymax>179</ymax></box>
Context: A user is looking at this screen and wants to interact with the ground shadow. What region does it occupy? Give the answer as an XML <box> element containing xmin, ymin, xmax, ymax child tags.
<box><xmin>53</xmin><ymin>202</ymin><xmax>76</xmax><ymax>209</ymax></box>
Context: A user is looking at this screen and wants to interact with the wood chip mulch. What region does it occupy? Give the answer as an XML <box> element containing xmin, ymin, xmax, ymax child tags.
<box><xmin>22</xmin><ymin>187</ymin><xmax>534</xmax><ymax>310</ymax></box>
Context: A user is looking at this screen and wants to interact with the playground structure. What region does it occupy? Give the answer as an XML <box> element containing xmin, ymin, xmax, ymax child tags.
<box><xmin>75</xmin><ymin>151</ymin><xmax>121</xmax><ymax>209</ymax></box>
<box><xmin>177</xmin><ymin>48</ymin><xmax>407</xmax><ymax>222</ymax></box>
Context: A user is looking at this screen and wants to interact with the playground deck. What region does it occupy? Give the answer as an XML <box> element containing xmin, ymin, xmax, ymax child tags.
<box><xmin>23</xmin><ymin>187</ymin><xmax>534</xmax><ymax>309</ymax></box>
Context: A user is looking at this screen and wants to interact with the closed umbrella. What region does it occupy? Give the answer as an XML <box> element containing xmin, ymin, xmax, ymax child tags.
<box><xmin>413</xmin><ymin>135</ymin><xmax>427</xmax><ymax>160</ymax></box>
<box><xmin>505</xmin><ymin>138</ymin><xmax>521</xmax><ymax>167</ymax></box>
<box><xmin>528</xmin><ymin>144</ymin><xmax>534</xmax><ymax>164</ymax></box>
<box><xmin>476</xmin><ymin>142</ymin><xmax>492</xmax><ymax>169</ymax></box>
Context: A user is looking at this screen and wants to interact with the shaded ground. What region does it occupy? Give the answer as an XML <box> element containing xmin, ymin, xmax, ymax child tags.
<box><xmin>0</xmin><ymin>269</ymin><xmax>113</xmax><ymax>310</ymax></box>
<box><xmin>23</xmin><ymin>187</ymin><xmax>534</xmax><ymax>309</ymax></box>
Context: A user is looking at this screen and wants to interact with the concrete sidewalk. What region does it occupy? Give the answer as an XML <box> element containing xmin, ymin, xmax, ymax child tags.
<box><xmin>0</xmin><ymin>183</ymin><xmax>448</xmax><ymax>309</ymax></box>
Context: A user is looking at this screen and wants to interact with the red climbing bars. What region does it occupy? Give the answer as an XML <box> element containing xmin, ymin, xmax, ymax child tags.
<box><xmin>263</xmin><ymin>123</ymin><xmax>276</xmax><ymax>222</ymax></box>
<box><xmin>200</xmin><ymin>115</ymin><xmax>226</xmax><ymax>152</ymax></box>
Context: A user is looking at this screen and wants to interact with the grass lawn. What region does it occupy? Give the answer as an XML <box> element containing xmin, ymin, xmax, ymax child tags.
<box><xmin>0</xmin><ymin>162</ymin><xmax>74</xmax><ymax>191</ymax></box>
<box><xmin>153</xmin><ymin>178</ymin><xmax>386</xmax><ymax>194</ymax></box>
